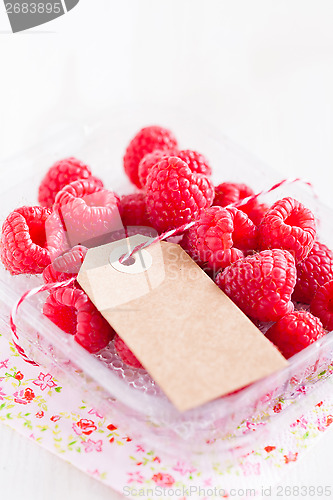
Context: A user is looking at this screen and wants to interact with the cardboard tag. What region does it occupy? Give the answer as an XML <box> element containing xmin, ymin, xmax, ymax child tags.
<box><xmin>78</xmin><ymin>235</ymin><xmax>288</xmax><ymax>412</ymax></box>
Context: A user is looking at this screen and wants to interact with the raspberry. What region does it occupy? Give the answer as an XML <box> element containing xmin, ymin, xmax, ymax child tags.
<box><xmin>181</xmin><ymin>206</ymin><xmax>237</xmax><ymax>272</ymax></box>
<box><xmin>293</xmin><ymin>242</ymin><xmax>333</xmax><ymax>304</ymax></box>
<box><xmin>43</xmin><ymin>245</ymin><xmax>88</xmax><ymax>284</ymax></box>
<box><xmin>146</xmin><ymin>157</ymin><xmax>214</xmax><ymax>232</ymax></box>
<box><xmin>124</xmin><ymin>126</ymin><xmax>178</xmax><ymax>188</ymax></box>
<box><xmin>310</xmin><ymin>280</ymin><xmax>333</xmax><ymax>330</ymax></box>
<box><xmin>239</xmin><ymin>200</ymin><xmax>269</xmax><ymax>226</ymax></box>
<box><xmin>53</xmin><ymin>178</ymin><xmax>120</xmax><ymax>249</ymax></box>
<box><xmin>138</xmin><ymin>149</ymin><xmax>178</xmax><ymax>188</ymax></box>
<box><xmin>216</xmin><ymin>249</ymin><xmax>296</xmax><ymax>322</ymax></box>
<box><xmin>265</xmin><ymin>311</ymin><xmax>326</xmax><ymax>359</ymax></box>
<box><xmin>258</xmin><ymin>197</ymin><xmax>316</xmax><ymax>263</ymax></box>
<box><xmin>182</xmin><ymin>206</ymin><xmax>257</xmax><ymax>273</ymax></box>
<box><xmin>213</xmin><ymin>182</ymin><xmax>254</xmax><ymax>207</ymax></box>
<box><xmin>119</xmin><ymin>193</ymin><xmax>150</xmax><ymax>227</ymax></box>
<box><xmin>38</xmin><ymin>157</ymin><xmax>99</xmax><ymax>207</ymax></box>
<box><xmin>114</xmin><ymin>334</ymin><xmax>143</xmax><ymax>369</ymax></box>
<box><xmin>1</xmin><ymin>206</ymin><xmax>52</xmax><ymax>275</ymax></box>
<box><xmin>176</xmin><ymin>149</ymin><xmax>212</xmax><ymax>177</ymax></box>
<box><xmin>43</xmin><ymin>287</ymin><xmax>114</xmax><ymax>353</ymax></box>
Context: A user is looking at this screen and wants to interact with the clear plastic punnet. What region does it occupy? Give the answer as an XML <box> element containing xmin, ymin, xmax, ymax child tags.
<box><xmin>1</xmin><ymin>112</ymin><xmax>332</xmax><ymax>466</ymax></box>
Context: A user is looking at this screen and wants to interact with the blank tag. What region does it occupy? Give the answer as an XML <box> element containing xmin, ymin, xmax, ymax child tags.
<box><xmin>78</xmin><ymin>235</ymin><xmax>288</xmax><ymax>412</ymax></box>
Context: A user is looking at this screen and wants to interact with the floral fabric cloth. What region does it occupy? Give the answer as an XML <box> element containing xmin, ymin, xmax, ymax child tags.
<box><xmin>0</xmin><ymin>327</ymin><xmax>333</xmax><ymax>500</ymax></box>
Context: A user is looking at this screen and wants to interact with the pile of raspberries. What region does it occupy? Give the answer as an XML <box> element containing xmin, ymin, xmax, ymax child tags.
<box><xmin>1</xmin><ymin>125</ymin><xmax>333</xmax><ymax>375</ymax></box>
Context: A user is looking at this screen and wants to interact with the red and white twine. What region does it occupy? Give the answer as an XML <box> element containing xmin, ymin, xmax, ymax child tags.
<box><xmin>120</xmin><ymin>177</ymin><xmax>315</xmax><ymax>262</ymax></box>
<box><xmin>10</xmin><ymin>278</ymin><xmax>75</xmax><ymax>366</ymax></box>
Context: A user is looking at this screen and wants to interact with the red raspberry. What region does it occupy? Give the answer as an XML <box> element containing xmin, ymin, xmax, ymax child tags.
<box><xmin>119</xmin><ymin>193</ymin><xmax>150</xmax><ymax>227</ymax></box>
<box><xmin>181</xmin><ymin>206</ymin><xmax>239</xmax><ymax>272</ymax></box>
<box><xmin>176</xmin><ymin>149</ymin><xmax>212</xmax><ymax>177</ymax></box>
<box><xmin>124</xmin><ymin>126</ymin><xmax>178</xmax><ymax>188</ymax></box>
<box><xmin>182</xmin><ymin>206</ymin><xmax>256</xmax><ymax>273</ymax></box>
<box><xmin>43</xmin><ymin>287</ymin><xmax>114</xmax><ymax>353</ymax></box>
<box><xmin>265</xmin><ymin>311</ymin><xmax>326</xmax><ymax>359</ymax></box>
<box><xmin>216</xmin><ymin>249</ymin><xmax>296</xmax><ymax>322</ymax></box>
<box><xmin>52</xmin><ymin>178</ymin><xmax>120</xmax><ymax>249</ymax></box>
<box><xmin>310</xmin><ymin>280</ymin><xmax>333</xmax><ymax>330</ymax></box>
<box><xmin>138</xmin><ymin>149</ymin><xmax>178</xmax><ymax>188</ymax></box>
<box><xmin>293</xmin><ymin>242</ymin><xmax>333</xmax><ymax>304</ymax></box>
<box><xmin>114</xmin><ymin>334</ymin><xmax>143</xmax><ymax>369</ymax></box>
<box><xmin>239</xmin><ymin>200</ymin><xmax>269</xmax><ymax>226</ymax></box>
<box><xmin>213</xmin><ymin>182</ymin><xmax>254</xmax><ymax>207</ymax></box>
<box><xmin>258</xmin><ymin>197</ymin><xmax>316</xmax><ymax>263</ymax></box>
<box><xmin>1</xmin><ymin>206</ymin><xmax>52</xmax><ymax>275</ymax></box>
<box><xmin>146</xmin><ymin>157</ymin><xmax>214</xmax><ymax>232</ymax></box>
<box><xmin>38</xmin><ymin>157</ymin><xmax>99</xmax><ymax>207</ymax></box>
<box><xmin>43</xmin><ymin>245</ymin><xmax>88</xmax><ymax>284</ymax></box>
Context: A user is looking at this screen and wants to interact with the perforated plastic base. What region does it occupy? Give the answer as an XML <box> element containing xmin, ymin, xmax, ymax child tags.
<box><xmin>96</xmin><ymin>341</ymin><xmax>164</xmax><ymax>397</ymax></box>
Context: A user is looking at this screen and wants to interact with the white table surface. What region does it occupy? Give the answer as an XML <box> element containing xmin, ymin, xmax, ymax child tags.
<box><xmin>1</xmin><ymin>1</ymin><xmax>333</xmax><ymax>498</ymax></box>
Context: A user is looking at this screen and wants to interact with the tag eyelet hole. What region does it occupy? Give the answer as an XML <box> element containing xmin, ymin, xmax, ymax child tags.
<box><xmin>120</xmin><ymin>255</ymin><xmax>136</xmax><ymax>267</ymax></box>
<box><xmin>109</xmin><ymin>244</ymin><xmax>152</xmax><ymax>274</ymax></box>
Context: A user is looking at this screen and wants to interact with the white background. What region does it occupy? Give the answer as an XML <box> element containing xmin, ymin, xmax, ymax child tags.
<box><xmin>1</xmin><ymin>1</ymin><xmax>333</xmax><ymax>499</ymax></box>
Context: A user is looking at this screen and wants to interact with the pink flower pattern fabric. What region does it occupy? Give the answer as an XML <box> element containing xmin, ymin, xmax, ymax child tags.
<box><xmin>33</xmin><ymin>372</ymin><xmax>57</xmax><ymax>391</ymax></box>
<box><xmin>0</xmin><ymin>359</ymin><xmax>9</xmax><ymax>369</ymax></box>
<box><xmin>0</xmin><ymin>388</ymin><xmax>6</xmax><ymax>401</ymax></box>
<box><xmin>0</xmin><ymin>328</ymin><xmax>333</xmax><ymax>497</ymax></box>
<box><xmin>82</xmin><ymin>439</ymin><xmax>103</xmax><ymax>453</ymax></box>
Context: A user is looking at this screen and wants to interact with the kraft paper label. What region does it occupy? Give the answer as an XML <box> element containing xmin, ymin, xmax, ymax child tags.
<box><xmin>77</xmin><ymin>235</ymin><xmax>288</xmax><ymax>412</ymax></box>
